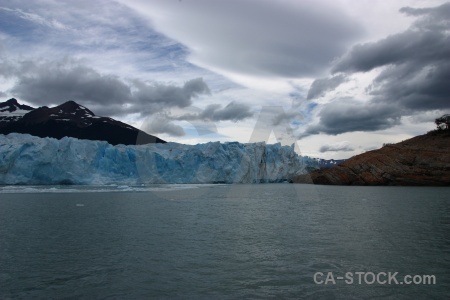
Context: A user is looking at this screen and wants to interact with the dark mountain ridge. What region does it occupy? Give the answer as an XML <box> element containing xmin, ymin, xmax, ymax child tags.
<box><xmin>0</xmin><ymin>98</ymin><xmax>34</xmax><ymax>123</ymax></box>
<box><xmin>0</xmin><ymin>98</ymin><xmax>165</xmax><ymax>145</ymax></box>
<box><xmin>0</xmin><ymin>98</ymin><xmax>34</xmax><ymax>112</ymax></box>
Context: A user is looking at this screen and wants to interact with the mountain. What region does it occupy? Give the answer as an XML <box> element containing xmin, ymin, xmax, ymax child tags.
<box><xmin>293</xmin><ymin>131</ymin><xmax>450</xmax><ymax>186</ymax></box>
<box><xmin>0</xmin><ymin>98</ymin><xmax>34</xmax><ymax>123</ymax></box>
<box><xmin>0</xmin><ymin>133</ymin><xmax>312</xmax><ymax>185</ymax></box>
<box><xmin>0</xmin><ymin>98</ymin><xmax>165</xmax><ymax>145</ymax></box>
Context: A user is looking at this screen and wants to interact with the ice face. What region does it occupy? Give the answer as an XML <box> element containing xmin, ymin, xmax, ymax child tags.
<box><xmin>0</xmin><ymin>133</ymin><xmax>317</xmax><ymax>185</ymax></box>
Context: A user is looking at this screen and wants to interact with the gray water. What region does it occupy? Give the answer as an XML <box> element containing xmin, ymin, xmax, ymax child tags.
<box><xmin>0</xmin><ymin>184</ymin><xmax>449</xmax><ymax>299</ymax></box>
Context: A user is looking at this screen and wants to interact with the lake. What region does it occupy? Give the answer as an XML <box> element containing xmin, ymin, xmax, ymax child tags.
<box><xmin>0</xmin><ymin>184</ymin><xmax>449</xmax><ymax>299</ymax></box>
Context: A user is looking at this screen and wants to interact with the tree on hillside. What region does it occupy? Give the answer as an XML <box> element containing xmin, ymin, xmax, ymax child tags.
<box><xmin>435</xmin><ymin>114</ymin><xmax>450</xmax><ymax>130</ymax></box>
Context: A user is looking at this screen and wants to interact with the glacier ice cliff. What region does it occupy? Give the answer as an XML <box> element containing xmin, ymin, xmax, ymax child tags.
<box><xmin>0</xmin><ymin>133</ymin><xmax>317</xmax><ymax>185</ymax></box>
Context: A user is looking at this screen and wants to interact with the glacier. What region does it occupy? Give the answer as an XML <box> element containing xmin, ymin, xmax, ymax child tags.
<box><xmin>0</xmin><ymin>133</ymin><xmax>317</xmax><ymax>185</ymax></box>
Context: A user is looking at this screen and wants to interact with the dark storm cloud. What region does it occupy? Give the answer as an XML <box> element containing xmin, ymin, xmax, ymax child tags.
<box><xmin>368</xmin><ymin>61</ymin><xmax>450</xmax><ymax>110</ymax></box>
<box><xmin>331</xmin><ymin>2</ymin><xmax>450</xmax><ymax>111</ymax></box>
<box><xmin>332</xmin><ymin>29</ymin><xmax>450</xmax><ymax>74</ymax></box>
<box><xmin>4</xmin><ymin>58</ymin><xmax>211</xmax><ymax>116</ymax></box>
<box><xmin>307</xmin><ymin>74</ymin><xmax>348</xmax><ymax>100</ymax></box>
<box><xmin>319</xmin><ymin>143</ymin><xmax>354</xmax><ymax>153</ymax></box>
<box><xmin>179</xmin><ymin>101</ymin><xmax>253</xmax><ymax>122</ymax></box>
<box><xmin>302</xmin><ymin>99</ymin><xmax>401</xmax><ymax>137</ymax></box>
<box><xmin>131</xmin><ymin>77</ymin><xmax>211</xmax><ymax>114</ymax></box>
<box><xmin>1</xmin><ymin>54</ymin><xmax>246</xmax><ymax>132</ymax></box>
<box><xmin>11</xmin><ymin>62</ymin><xmax>131</xmax><ymax>106</ymax></box>
<box><xmin>142</xmin><ymin>115</ymin><xmax>185</xmax><ymax>137</ymax></box>
<box><xmin>304</xmin><ymin>2</ymin><xmax>450</xmax><ymax>137</ymax></box>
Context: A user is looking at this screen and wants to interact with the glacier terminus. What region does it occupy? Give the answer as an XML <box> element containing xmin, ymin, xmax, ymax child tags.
<box><xmin>0</xmin><ymin>133</ymin><xmax>317</xmax><ymax>185</ymax></box>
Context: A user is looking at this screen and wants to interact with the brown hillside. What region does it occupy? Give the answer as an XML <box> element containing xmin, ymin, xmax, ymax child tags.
<box><xmin>294</xmin><ymin>131</ymin><xmax>450</xmax><ymax>186</ymax></box>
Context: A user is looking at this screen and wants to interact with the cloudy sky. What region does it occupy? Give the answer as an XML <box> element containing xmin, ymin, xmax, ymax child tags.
<box><xmin>0</xmin><ymin>0</ymin><xmax>448</xmax><ymax>158</ymax></box>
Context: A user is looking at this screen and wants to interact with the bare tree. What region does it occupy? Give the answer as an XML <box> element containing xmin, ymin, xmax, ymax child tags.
<box><xmin>435</xmin><ymin>114</ymin><xmax>450</xmax><ymax>130</ymax></box>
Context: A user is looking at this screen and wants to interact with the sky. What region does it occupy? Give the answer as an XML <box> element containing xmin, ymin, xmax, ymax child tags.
<box><xmin>0</xmin><ymin>0</ymin><xmax>448</xmax><ymax>159</ymax></box>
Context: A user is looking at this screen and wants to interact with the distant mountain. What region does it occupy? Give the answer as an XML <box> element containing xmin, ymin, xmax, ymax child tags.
<box><xmin>294</xmin><ymin>131</ymin><xmax>450</xmax><ymax>186</ymax></box>
<box><xmin>0</xmin><ymin>98</ymin><xmax>165</xmax><ymax>145</ymax></box>
<box><xmin>315</xmin><ymin>158</ymin><xmax>346</xmax><ymax>169</ymax></box>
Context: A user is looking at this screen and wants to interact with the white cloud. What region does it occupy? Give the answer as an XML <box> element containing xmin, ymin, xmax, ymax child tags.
<box><xmin>0</xmin><ymin>7</ymin><xmax>68</xmax><ymax>30</ymax></box>
<box><xmin>1</xmin><ymin>0</ymin><xmax>447</xmax><ymax>156</ymax></box>
<box><xmin>120</xmin><ymin>0</ymin><xmax>363</xmax><ymax>83</ymax></box>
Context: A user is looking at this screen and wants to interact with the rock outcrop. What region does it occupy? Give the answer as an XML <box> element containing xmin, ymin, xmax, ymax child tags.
<box><xmin>294</xmin><ymin>131</ymin><xmax>450</xmax><ymax>186</ymax></box>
